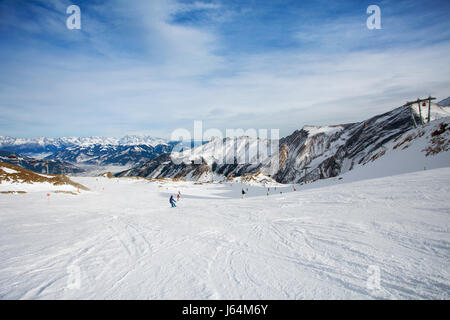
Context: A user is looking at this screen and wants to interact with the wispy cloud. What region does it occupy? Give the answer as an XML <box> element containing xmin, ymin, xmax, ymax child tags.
<box><xmin>0</xmin><ymin>0</ymin><xmax>449</xmax><ymax>138</ymax></box>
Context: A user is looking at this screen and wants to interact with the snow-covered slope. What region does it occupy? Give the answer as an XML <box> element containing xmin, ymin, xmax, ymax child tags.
<box><xmin>337</xmin><ymin>118</ymin><xmax>449</xmax><ymax>182</ymax></box>
<box><xmin>270</xmin><ymin>103</ymin><xmax>449</xmax><ymax>183</ymax></box>
<box><xmin>0</xmin><ymin>168</ymin><xmax>448</xmax><ymax>299</ymax></box>
<box><xmin>0</xmin><ymin>162</ymin><xmax>88</xmax><ymax>193</ymax></box>
<box><xmin>438</xmin><ymin>97</ymin><xmax>450</xmax><ymax>107</ymax></box>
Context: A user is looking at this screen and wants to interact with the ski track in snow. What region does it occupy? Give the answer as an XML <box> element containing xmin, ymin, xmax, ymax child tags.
<box><xmin>0</xmin><ymin>168</ymin><xmax>449</xmax><ymax>299</ymax></box>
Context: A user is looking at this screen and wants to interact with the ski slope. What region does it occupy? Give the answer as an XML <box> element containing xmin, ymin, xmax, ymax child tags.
<box><xmin>0</xmin><ymin>168</ymin><xmax>449</xmax><ymax>299</ymax></box>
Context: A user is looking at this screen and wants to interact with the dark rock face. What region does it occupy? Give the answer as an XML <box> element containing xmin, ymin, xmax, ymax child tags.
<box><xmin>117</xmin><ymin>154</ymin><xmax>212</xmax><ymax>180</ymax></box>
<box><xmin>118</xmin><ymin>137</ymin><xmax>267</xmax><ymax>180</ymax></box>
<box><xmin>274</xmin><ymin>106</ymin><xmax>418</xmax><ymax>183</ymax></box>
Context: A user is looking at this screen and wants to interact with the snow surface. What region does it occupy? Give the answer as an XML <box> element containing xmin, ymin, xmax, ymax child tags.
<box><xmin>0</xmin><ymin>180</ymin><xmax>78</xmax><ymax>193</ymax></box>
<box><xmin>0</xmin><ymin>168</ymin><xmax>449</xmax><ymax>299</ymax></box>
<box><xmin>1</xmin><ymin>167</ymin><xmax>18</xmax><ymax>174</ymax></box>
<box><xmin>303</xmin><ymin>125</ymin><xmax>344</xmax><ymax>136</ymax></box>
<box><xmin>438</xmin><ymin>97</ymin><xmax>450</xmax><ymax>107</ymax></box>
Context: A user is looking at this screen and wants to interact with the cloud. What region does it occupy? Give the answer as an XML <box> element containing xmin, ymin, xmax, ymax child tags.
<box><xmin>183</xmin><ymin>1</ymin><xmax>221</xmax><ymax>11</ymax></box>
<box><xmin>0</xmin><ymin>0</ymin><xmax>449</xmax><ymax>138</ymax></box>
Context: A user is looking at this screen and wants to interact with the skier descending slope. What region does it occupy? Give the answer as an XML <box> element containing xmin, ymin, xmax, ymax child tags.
<box><xmin>169</xmin><ymin>195</ymin><xmax>176</xmax><ymax>207</ymax></box>
<box><xmin>241</xmin><ymin>188</ymin><xmax>246</xmax><ymax>199</ymax></box>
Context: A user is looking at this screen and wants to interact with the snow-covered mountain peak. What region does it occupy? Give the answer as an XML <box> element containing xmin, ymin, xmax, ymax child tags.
<box><xmin>0</xmin><ymin>135</ymin><xmax>169</xmax><ymax>149</ymax></box>
<box><xmin>0</xmin><ymin>135</ymin><xmax>174</xmax><ymax>168</ymax></box>
<box><xmin>302</xmin><ymin>125</ymin><xmax>345</xmax><ymax>136</ymax></box>
<box><xmin>169</xmin><ymin>134</ymin><xmax>275</xmax><ymax>167</ymax></box>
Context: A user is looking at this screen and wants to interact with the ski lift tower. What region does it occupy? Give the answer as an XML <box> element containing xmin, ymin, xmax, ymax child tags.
<box><xmin>403</xmin><ymin>96</ymin><xmax>436</xmax><ymax>126</ymax></box>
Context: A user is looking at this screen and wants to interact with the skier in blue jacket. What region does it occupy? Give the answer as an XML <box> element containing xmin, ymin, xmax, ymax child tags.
<box><xmin>170</xmin><ymin>195</ymin><xmax>176</xmax><ymax>207</ymax></box>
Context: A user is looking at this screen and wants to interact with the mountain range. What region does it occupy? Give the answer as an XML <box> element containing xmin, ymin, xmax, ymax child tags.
<box><xmin>48</xmin><ymin>143</ymin><xmax>177</xmax><ymax>167</ymax></box>
<box><xmin>0</xmin><ymin>135</ymin><xmax>181</xmax><ymax>169</ymax></box>
<box><xmin>0</xmin><ymin>135</ymin><xmax>168</xmax><ymax>154</ymax></box>
<box><xmin>0</xmin><ymin>150</ymin><xmax>85</xmax><ymax>175</ymax></box>
<box><xmin>117</xmin><ymin>101</ymin><xmax>450</xmax><ymax>183</ymax></box>
<box><xmin>2</xmin><ymin>98</ymin><xmax>449</xmax><ymax>180</ymax></box>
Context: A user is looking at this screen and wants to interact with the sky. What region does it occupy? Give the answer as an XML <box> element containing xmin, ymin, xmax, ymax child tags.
<box><xmin>0</xmin><ymin>0</ymin><xmax>449</xmax><ymax>139</ymax></box>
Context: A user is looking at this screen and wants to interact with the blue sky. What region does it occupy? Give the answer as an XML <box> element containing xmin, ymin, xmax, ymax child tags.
<box><xmin>0</xmin><ymin>0</ymin><xmax>449</xmax><ymax>138</ymax></box>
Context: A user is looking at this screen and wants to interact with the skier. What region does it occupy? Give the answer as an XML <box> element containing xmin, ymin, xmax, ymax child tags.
<box><xmin>241</xmin><ymin>188</ymin><xmax>246</xmax><ymax>199</ymax></box>
<box><xmin>177</xmin><ymin>191</ymin><xmax>181</xmax><ymax>201</ymax></box>
<box><xmin>169</xmin><ymin>195</ymin><xmax>176</xmax><ymax>207</ymax></box>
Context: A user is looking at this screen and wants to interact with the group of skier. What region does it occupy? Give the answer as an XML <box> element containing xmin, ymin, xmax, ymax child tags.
<box><xmin>169</xmin><ymin>184</ymin><xmax>297</xmax><ymax>207</ymax></box>
<box><xmin>169</xmin><ymin>191</ymin><xmax>181</xmax><ymax>207</ymax></box>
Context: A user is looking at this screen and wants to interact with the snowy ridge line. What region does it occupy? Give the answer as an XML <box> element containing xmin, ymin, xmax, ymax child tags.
<box><xmin>0</xmin><ymin>135</ymin><xmax>169</xmax><ymax>148</ymax></box>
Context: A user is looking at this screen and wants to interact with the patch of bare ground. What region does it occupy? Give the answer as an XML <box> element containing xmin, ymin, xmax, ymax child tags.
<box><xmin>99</xmin><ymin>172</ymin><xmax>115</xmax><ymax>178</ymax></box>
<box><xmin>393</xmin><ymin>129</ymin><xmax>425</xmax><ymax>150</ymax></box>
<box><xmin>0</xmin><ymin>162</ymin><xmax>89</xmax><ymax>190</ymax></box>
<box><xmin>423</xmin><ymin>123</ymin><xmax>450</xmax><ymax>156</ymax></box>
<box><xmin>366</xmin><ymin>149</ymin><xmax>387</xmax><ymax>164</ymax></box>
<box><xmin>0</xmin><ymin>191</ymin><xmax>26</xmax><ymax>194</ymax></box>
<box><xmin>54</xmin><ymin>190</ymin><xmax>78</xmax><ymax>195</ymax></box>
